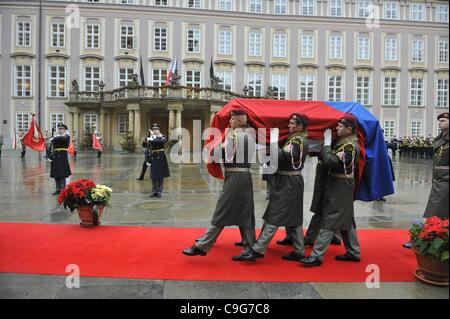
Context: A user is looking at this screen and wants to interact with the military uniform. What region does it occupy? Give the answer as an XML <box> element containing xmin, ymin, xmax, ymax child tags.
<box><xmin>301</xmin><ymin>116</ymin><xmax>362</xmax><ymax>266</ymax></box>
<box><xmin>147</xmin><ymin>127</ymin><xmax>170</xmax><ymax>198</ymax></box>
<box><xmin>50</xmin><ymin>124</ymin><xmax>72</xmax><ymax>194</ymax></box>
<box><xmin>424</xmin><ymin>113</ymin><xmax>449</xmax><ymax>218</ymax></box>
<box><xmin>184</xmin><ymin>110</ymin><xmax>256</xmax><ymax>256</ymax></box>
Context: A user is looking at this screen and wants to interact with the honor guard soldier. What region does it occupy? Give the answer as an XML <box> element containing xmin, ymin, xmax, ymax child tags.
<box><xmin>50</xmin><ymin>123</ymin><xmax>72</xmax><ymax>195</ymax></box>
<box><xmin>232</xmin><ymin>113</ymin><xmax>309</xmax><ymax>262</ymax></box>
<box><xmin>183</xmin><ymin>109</ymin><xmax>256</xmax><ymax>257</ymax></box>
<box><xmin>300</xmin><ymin>115</ymin><xmax>361</xmax><ymax>267</ymax></box>
<box><xmin>423</xmin><ymin>112</ymin><xmax>449</xmax><ymax>219</ymax></box>
<box><xmin>148</xmin><ymin>124</ymin><xmax>170</xmax><ymax>198</ymax></box>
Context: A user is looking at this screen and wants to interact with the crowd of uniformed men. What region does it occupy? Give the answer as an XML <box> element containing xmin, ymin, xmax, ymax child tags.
<box><xmin>183</xmin><ymin>110</ymin><xmax>449</xmax><ymax>267</ymax></box>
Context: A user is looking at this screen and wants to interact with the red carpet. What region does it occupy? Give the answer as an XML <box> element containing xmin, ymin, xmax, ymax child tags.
<box><xmin>0</xmin><ymin>222</ymin><xmax>416</xmax><ymax>282</ymax></box>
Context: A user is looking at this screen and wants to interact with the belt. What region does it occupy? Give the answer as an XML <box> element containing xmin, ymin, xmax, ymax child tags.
<box><xmin>435</xmin><ymin>166</ymin><xmax>449</xmax><ymax>170</ymax></box>
<box><xmin>329</xmin><ymin>173</ymin><xmax>354</xmax><ymax>179</ymax></box>
<box><xmin>225</xmin><ymin>168</ymin><xmax>250</xmax><ymax>172</ymax></box>
<box><xmin>53</xmin><ymin>148</ymin><xmax>68</xmax><ymax>152</ymax></box>
<box><xmin>278</xmin><ymin>171</ymin><xmax>302</xmax><ymax>176</ymax></box>
<box><xmin>152</xmin><ymin>149</ymin><xmax>165</xmax><ymax>152</ymax></box>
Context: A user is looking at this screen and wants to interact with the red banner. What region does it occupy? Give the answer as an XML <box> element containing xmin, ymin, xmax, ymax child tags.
<box><xmin>21</xmin><ymin>115</ymin><xmax>45</xmax><ymax>152</ymax></box>
<box><xmin>92</xmin><ymin>133</ymin><xmax>102</xmax><ymax>151</ymax></box>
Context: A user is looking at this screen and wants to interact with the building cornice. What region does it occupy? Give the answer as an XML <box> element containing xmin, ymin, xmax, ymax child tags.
<box><xmin>80</xmin><ymin>54</ymin><xmax>104</xmax><ymax>60</ymax></box>
<box><xmin>381</xmin><ymin>66</ymin><xmax>402</xmax><ymax>71</ymax></box>
<box><xmin>214</xmin><ymin>59</ymin><xmax>235</xmax><ymax>65</ymax></box>
<box><xmin>149</xmin><ymin>57</ymin><xmax>172</xmax><ymax>62</ymax></box>
<box><xmin>325</xmin><ymin>64</ymin><xmax>347</xmax><ymax>69</ymax></box>
<box><xmin>270</xmin><ymin>62</ymin><xmax>290</xmax><ymax>68</ymax></box>
<box><xmin>10</xmin><ymin>52</ymin><xmax>36</xmax><ymax>58</ymax></box>
<box><xmin>408</xmin><ymin>67</ymin><xmax>429</xmax><ymax>72</ymax></box>
<box><xmin>183</xmin><ymin>58</ymin><xmax>205</xmax><ymax>64</ymax></box>
<box><xmin>353</xmin><ymin>65</ymin><xmax>374</xmax><ymax>70</ymax></box>
<box><xmin>45</xmin><ymin>53</ymin><xmax>70</xmax><ymax>59</ymax></box>
<box><xmin>114</xmin><ymin>55</ymin><xmax>138</xmax><ymax>61</ymax></box>
<box><xmin>434</xmin><ymin>68</ymin><xmax>449</xmax><ymax>73</ymax></box>
<box><xmin>297</xmin><ymin>63</ymin><xmax>319</xmax><ymax>68</ymax></box>
<box><xmin>244</xmin><ymin>61</ymin><xmax>266</xmax><ymax>67</ymax></box>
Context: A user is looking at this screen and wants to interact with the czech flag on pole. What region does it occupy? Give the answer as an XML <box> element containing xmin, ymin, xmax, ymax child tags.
<box><xmin>165</xmin><ymin>58</ymin><xmax>177</xmax><ymax>86</ymax></box>
<box><xmin>205</xmin><ymin>99</ymin><xmax>395</xmax><ymax>202</ymax></box>
<box><xmin>21</xmin><ymin>114</ymin><xmax>45</xmax><ymax>152</ymax></box>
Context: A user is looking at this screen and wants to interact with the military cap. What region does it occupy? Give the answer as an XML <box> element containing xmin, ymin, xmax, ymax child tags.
<box><xmin>290</xmin><ymin>113</ymin><xmax>309</xmax><ymax>128</ymax></box>
<box><xmin>437</xmin><ymin>112</ymin><xmax>449</xmax><ymax>120</ymax></box>
<box><xmin>338</xmin><ymin>114</ymin><xmax>358</xmax><ymax>131</ymax></box>
<box><xmin>151</xmin><ymin>123</ymin><xmax>161</xmax><ymax>130</ymax></box>
<box><xmin>57</xmin><ymin>123</ymin><xmax>68</xmax><ymax>130</ymax></box>
<box><xmin>230</xmin><ymin>109</ymin><xmax>247</xmax><ymax>116</ymax></box>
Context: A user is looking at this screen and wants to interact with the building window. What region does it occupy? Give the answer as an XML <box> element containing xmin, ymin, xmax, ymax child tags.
<box><xmin>219</xmin><ymin>0</ymin><xmax>232</xmax><ymax>11</ymax></box>
<box><xmin>154</xmin><ymin>27</ymin><xmax>167</xmax><ymax>51</ymax></box>
<box><xmin>410</xmin><ymin>78</ymin><xmax>424</xmax><ymax>107</ymax></box>
<box><xmin>272</xmin><ymin>74</ymin><xmax>288</xmax><ymax>100</ymax></box>
<box><xmin>299</xmin><ymin>74</ymin><xmax>315</xmax><ymax>100</ymax></box>
<box><xmin>301</xmin><ymin>34</ymin><xmax>314</xmax><ymax>58</ymax></box>
<box><xmin>437</xmin><ymin>79</ymin><xmax>448</xmax><ymax>108</ymax></box>
<box><xmin>118</xmin><ymin>68</ymin><xmax>134</xmax><ymax>87</ymax></box>
<box><xmin>117</xmin><ymin>114</ymin><xmax>129</xmax><ymax>134</ymax></box>
<box><xmin>274</xmin><ymin>0</ymin><xmax>287</xmax><ymax>14</ymax></box>
<box><xmin>51</xmin><ymin>23</ymin><xmax>65</xmax><ymax>48</ymax></box>
<box><xmin>218</xmin><ymin>31</ymin><xmax>232</xmax><ymax>55</ymax></box>
<box><xmin>185</xmin><ymin>70</ymin><xmax>201</xmax><ymax>88</ymax></box>
<box><xmin>357</xmin><ymin>36</ymin><xmax>370</xmax><ymax>60</ymax></box>
<box><xmin>247</xmin><ymin>72</ymin><xmax>263</xmax><ymax>97</ymax></box>
<box><xmin>328</xmin><ymin>75</ymin><xmax>342</xmax><ymax>101</ymax></box>
<box><xmin>189</xmin><ymin>0</ymin><xmax>201</xmax><ymax>8</ymax></box>
<box><xmin>86</xmin><ymin>24</ymin><xmax>100</xmax><ymax>49</ymax></box>
<box><xmin>329</xmin><ymin>0</ymin><xmax>343</xmax><ymax>17</ymax></box>
<box><xmin>329</xmin><ymin>35</ymin><xmax>342</xmax><ymax>59</ymax></box>
<box><xmin>301</xmin><ymin>0</ymin><xmax>314</xmax><ymax>16</ymax></box>
<box><xmin>48</xmin><ymin>65</ymin><xmax>66</xmax><ymax>97</ymax></box>
<box><xmin>187</xmin><ymin>29</ymin><xmax>201</xmax><ymax>53</ymax></box>
<box><xmin>120</xmin><ymin>25</ymin><xmax>134</xmax><ymax>50</ymax></box>
<box><xmin>84</xmin><ymin>66</ymin><xmax>100</xmax><ymax>92</ymax></box>
<box><xmin>249</xmin><ymin>0</ymin><xmax>262</xmax><ymax>13</ymax></box>
<box><xmin>356</xmin><ymin>76</ymin><xmax>370</xmax><ymax>106</ymax></box>
<box><xmin>16</xmin><ymin>113</ymin><xmax>31</xmax><ymax>133</ymax></box>
<box><xmin>121</xmin><ymin>0</ymin><xmax>135</xmax><ymax>4</ymax></box>
<box><xmin>411</xmin><ymin>39</ymin><xmax>424</xmax><ymax>63</ymax></box>
<box><xmin>383</xmin><ymin>77</ymin><xmax>398</xmax><ymax>106</ymax></box>
<box><xmin>410</xmin><ymin>3</ymin><xmax>425</xmax><ymax>21</ymax></box>
<box><xmin>154</xmin><ymin>0</ymin><xmax>168</xmax><ymax>6</ymax></box>
<box><xmin>50</xmin><ymin>113</ymin><xmax>65</xmax><ymax>132</ymax></box>
<box><xmin>152</xmin><ymin>69</ymin><xmax>167</xmax><ymax>86</ymax></box>
<box><xmin>249</xmin><ymin>32</ymin><xmax>262</xmax><ymax>57</ymax></box>
<box><xmin>438</xmin><ymin>40</ymin><xmax>449</xmax><ymax>63</ymax></box>
<box><xmin>437</xmin><ymin>5</ymin><xmax>449</xmax><ymax>22</ymax></box>
<box><xmin>411</xmin><ymin>121</ymin><xmax>423</xmax><ymax>137</ymax></box>
<box><xmin>216</xmin><ymin>71</ymin><xmax>232</xmax><ymax>91</ymax></box>
<box><xmin>357</xmin><ymin>0</ymin><xmax>371</xmax><ymax>18</ymax></box>
<box><xmin>385</xmin><ymin>37</ymin><xmax>398</xmax><ymax>61</ymax></box>
<box><xmin>84</xmin><ymin>114</ymin><xmax>98</xmax><ymax>134</ymax></box>
<box><xmin>384</xmin><ymin>1</ymin><xmax>398</xmax><ymax>20</ymax></box>
<box><xmin>16</xmin><ymin>21</ymin><xmax>31</xmax><ymax>47</ymax></box>
<box><xmin>383</xmin><ymin>120</ymin><xmax>396</xmax><ymax>139</ymax></box>
<box><xmin>273</xmin><ymin>34</ymin><xmax>287</xmax><ymax>58</ymax></box>
<box><xmin>15</xmin><ymin>65</ymin><xmax>32</xmax><ymax>97</ymax></box>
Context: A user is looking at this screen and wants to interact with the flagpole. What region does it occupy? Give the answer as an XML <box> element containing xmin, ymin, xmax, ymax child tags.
<box><xmin>37</xmin><ymin>0</ymin><xmax>43</xmax><ymax>127</ymax></box>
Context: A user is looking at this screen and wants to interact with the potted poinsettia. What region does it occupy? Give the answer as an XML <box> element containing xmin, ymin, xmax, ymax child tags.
<box><xmin>58</xmin><ymin>179</ymin><xmax>112</xmax><ymax>227</ymax></box>
<box><xmin>410</xmin><ymin>217</ymin><xmax>449</xmax><ymax>285</ymax></box>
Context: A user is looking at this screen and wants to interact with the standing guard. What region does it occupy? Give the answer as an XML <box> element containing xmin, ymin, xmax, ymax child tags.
<box><xmin>148</xmin><ymin>124</ymin><xmax>170</xmax><ymax>198</ymax></box>
<box><xmin>300</xmin><ymin>115</ymin><xmax>361</xmax><ymax>267</ymax></box>
<box><xmin>50</xmin><ymin>123</ymin><xmax>72</xmax><ymax>195</ymax></box>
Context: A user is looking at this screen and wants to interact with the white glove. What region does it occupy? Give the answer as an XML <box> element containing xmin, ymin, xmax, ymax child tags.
<box><xmin>323</xmin><ymin>129</ymin><xmax>332</xmax><ymax>146</ymax></box>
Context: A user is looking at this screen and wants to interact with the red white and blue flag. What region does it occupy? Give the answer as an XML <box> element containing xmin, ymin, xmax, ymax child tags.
<box><xmin>205</xmin><ymin>99</ymin><xmax>395</xmax><ymax>201</ymax></box>
<box><xmin>165</xmin><ymin>58</ymin><xmax>177</xmax><ymax>86</ymax></box>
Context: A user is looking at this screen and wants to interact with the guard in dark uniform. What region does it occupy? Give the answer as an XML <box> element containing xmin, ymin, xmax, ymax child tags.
<box><xmin>148</xmin><ymin>124</ymin><xmax>170</xmax><ymax>198</ymax></box>
<box><xmin>233</xmin><ymin>113</ymin><xmax>309</xmax><ymax>262</ymax></box>
<box><xmin>183</xmin><ymin>109</ymin><xmax>256</xmax><ymax>257</ymax></box>
<box><xmin>50</xmin><ymin>123</ymin><xmax>72</xmax><ymax>195</ymax></box>
<box><xmin>423</xmin><ymin>112</ymin><xmax>449</xmax><ymax>218</ymax></box>
<box><xmin>301</xmin><ymin>115</ymin><xmax>361</xmax><ymax>267</ymax></box>
<box><xmin>137</xmin><ymin>130</ymin><xmax>152</xmax><ymax>181</ymax></box>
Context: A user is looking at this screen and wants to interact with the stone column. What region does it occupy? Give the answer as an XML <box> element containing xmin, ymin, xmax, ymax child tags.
<box><xmin>176</xmin><ymin>110</ymin><xmax>182</xmax><ymax>139</ymax></box>
<box><xmin>128</xmin><ymin>110</ymin><xmax>134</xmax><ymax>136</ymax></box>
<box><xmin>99</xmin><ymin>111</ymin><xmax>105</xmax><ymax>135</ymax></box>
<box><xmin>168</xmin><ymin>109</ymin><xmax>175</xmax><ymax>133</ymax></box>
<box><xmin>73</xmin><ymin>111</ymin><xmax>79</xmax><ymax>135</ymax></box>
<box><xmin>134</xmin><ymin>109</ymin><xmax>141</xmax><ymax>142</ymax></box>
<box><xmin>66</xmin><ymin>112</ymin><xmax>74</xmax><ymax>134</ymax></box>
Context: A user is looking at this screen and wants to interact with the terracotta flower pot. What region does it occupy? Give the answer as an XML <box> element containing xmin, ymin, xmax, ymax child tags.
<box><xmin>76</xmin><ymin>205</ymin><xmax>105</xmax><ymax>228</ymax></box>
<box><xmin>413</xmin><ymin>247</ymin><xmax>449</xmax><ymax>286</ymax></box>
